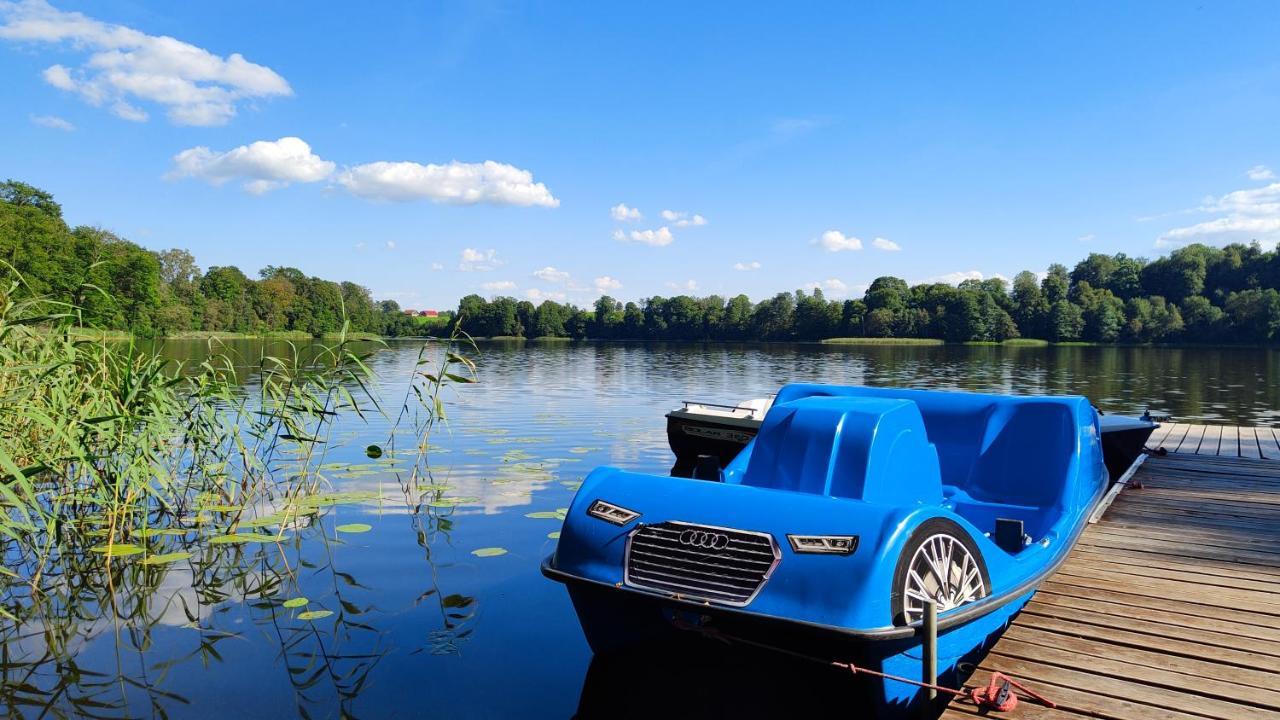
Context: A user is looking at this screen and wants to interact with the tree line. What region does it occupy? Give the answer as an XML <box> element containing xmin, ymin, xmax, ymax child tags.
<box><xmin>457</xmin><ymin>245</ymin><xmax>1280</xmax><ymax>344</ymax></box>
<box><xmin>5</xmin><ymin>179</ymin><xmax>1280</xmax><ymax>344</ymax></box>
<box><xmin>1</xmin><ymin>180</ymin><xmax>439</xmax><ymax>337</ymax></box>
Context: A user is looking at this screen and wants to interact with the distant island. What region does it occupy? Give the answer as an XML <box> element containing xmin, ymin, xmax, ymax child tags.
<box><xmin>4</xmin><ymin>179</ymin><xmax>1278</xmax><ymax>345</ymax></box>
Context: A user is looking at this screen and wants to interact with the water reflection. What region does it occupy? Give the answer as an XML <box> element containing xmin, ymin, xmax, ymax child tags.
<box><xmin>3</xmin><ymin>339</ymin><xmax>1276</xmax><ymax>718</ymax></box>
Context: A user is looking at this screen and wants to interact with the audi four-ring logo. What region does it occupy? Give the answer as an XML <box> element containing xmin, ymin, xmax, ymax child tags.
<box><xmin>679</xmin><ymin>529</ymin><xmax>730</xmax><ymax>550</ymax></box>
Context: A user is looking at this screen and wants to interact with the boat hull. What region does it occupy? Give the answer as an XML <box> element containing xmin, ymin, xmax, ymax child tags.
<box><xmin>665</xmin><ymin>412</ymin><xmax>759</xmax><ymax>477</ymax></box>
<box><xmin>561</xmin><ymin>575</ymin><xmax>1032</xmax><ymax>717</ymax></box>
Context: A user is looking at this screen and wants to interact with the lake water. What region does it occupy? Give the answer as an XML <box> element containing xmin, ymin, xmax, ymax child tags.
<box><xmin>5</xmin><ymin>340</ymin><xmax>1278</xmax><ymax>718</ymax></box>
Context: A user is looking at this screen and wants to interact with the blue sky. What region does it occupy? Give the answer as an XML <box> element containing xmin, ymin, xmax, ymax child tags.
<box><xmin>3</xmin><ymin>1</ymin><xmax>1279</xmax><ymax>310</ymax></box>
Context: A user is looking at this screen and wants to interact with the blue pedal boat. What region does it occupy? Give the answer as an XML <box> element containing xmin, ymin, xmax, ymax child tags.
<box><xmin>543</xmin><ymin>384</ymin><xmax>1110</xmax><ymax>713</ymax></box>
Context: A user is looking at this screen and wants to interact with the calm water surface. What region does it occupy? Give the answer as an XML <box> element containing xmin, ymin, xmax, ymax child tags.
<box><xmin>6</xmin><ymin>341</ymin><xmax>1278</xmax><ymax>718</ymax></box>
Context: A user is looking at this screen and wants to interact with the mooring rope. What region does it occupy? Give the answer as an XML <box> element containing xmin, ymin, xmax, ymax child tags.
<box><xmin>670</xmin><ymin>617</ymin><xmax>1056</xmax><ymax>713</ymax></box>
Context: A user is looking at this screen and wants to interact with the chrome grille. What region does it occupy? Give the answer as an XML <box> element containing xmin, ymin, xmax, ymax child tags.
<box><xmin>624</xmin><ymin>521</ymin><xmax>780</xmax><ymax>606</ymax></box>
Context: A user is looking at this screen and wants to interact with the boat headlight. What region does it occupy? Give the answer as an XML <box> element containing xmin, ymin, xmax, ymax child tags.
<box><xmin>787</xmin><ymin>534</ymin><xmax>859</xmax><ymax>555</ymax></box>
<box><xmin>586</xmin><ymin>499</ymin><xmax>641</xmax><ymax>526</ymax></box>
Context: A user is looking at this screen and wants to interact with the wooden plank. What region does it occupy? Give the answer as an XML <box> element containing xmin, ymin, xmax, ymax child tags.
<box><xmin>1068</xmin><ymin>546</ymin><xmax>1280</xmax><ymax>586</ymax></box>
<box><xmin>1221</xmin><ymin>423</ymin><xmax>1240</xmax><ymax>457</ymax></box>
<box><xmin>963</xmin><ymin>652</ymin><xmax>1278</xmax><ymax>720</ymax></box>
<box><xmin>946</xmin><ymin>452</ymin><xmax>1280</xmax><ymax>720</ymax></box>
<box><xmin>1145</xmin><ymin>421</ymin><xmax>1177</xmax><ymax>448</ymax></box>
<box><xmin>1156</xmin><ymin>422</ymin><xmax>1190</xmax><ymax>453</ymax></box>
<box><xmin>993</xmin><ymin>633</ymin><xmax>1280</xmax><ymax>709</ymax></box>
<box><xmin>1240</xmin><ymin>426</ymin><xmax>1264</xmax><ymax>459</ymax></box>
<box><xmin>1174</xmin><ymin>423</ymin><xmax>1205</xmax><ymax>454</ymax></box>
<box><xmin>1260</xmin><ymin>427</ymin><xmax>1280</xmax><ymax>460</ymax></box>
<box><xmin>1040</xmin><ymin>577</ymin><xmax>1280</xmax><ymax>631</ymax></box>
<box><xmin>1015</xmin><ymin>610</ymin><xmax>1280</xmax><ymax>673</ymax></box>
<box><xmin>1197</xmin><ymin>423</ymin><xmax>1223</xmax><ymax>455</ymax></box>
<box><xmin>1029</xmin><ymin>590</ymin><xmax>1280</xmax><ymax>652</ymax></box>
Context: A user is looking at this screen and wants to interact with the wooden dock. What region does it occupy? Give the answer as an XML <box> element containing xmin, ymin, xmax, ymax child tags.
<box><xmin>942</xmin><ymin>423</ymin><xmax>1280</xmax><ymax>720</ymax></box>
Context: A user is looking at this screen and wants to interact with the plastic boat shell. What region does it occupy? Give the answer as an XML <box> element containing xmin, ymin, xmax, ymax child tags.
<box><xmin>544</xmin><ymin>383</ymin><xmax>1110</xmax><ymax>714</ymax></box>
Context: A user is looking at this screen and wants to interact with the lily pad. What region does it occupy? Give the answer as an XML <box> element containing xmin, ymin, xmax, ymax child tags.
<box><xmin>568</xmin><ymin>447</ymin><xmax>593</xmax><ymax>454</ymax></box>
<box><xmin>206</xmin><ymin>533</ymin><xmax>278</xmax><ymax>545</ymax></box>
<box><xmin>525</xmin><ymin>510</ymin><xmax>566</xmax><ymax>520</ymax></box>
<box><xmin>335</xmin><ymin>523</ymin><xmax>372</xmax><ymax>534</ymax></box>
<box><xmin>135</xmin><ymin>527</ymin><xmax>191</xmax><ymax>538</ymax></box>
<box><xmin>547</xmin><ymin>531</ymin><xmax>561</xmax><ymax>539</ymax></box>
<box><xmin>365</xmin><ymin>444</ymin><xmax>383</xmax><ymax>459</ymax></box>
<box><xmin>283</xmin><ymin>597</ymin><xmax>309</xmax><ymax>609</ymax></box>
<box><xmin>141</xmin><ymin>552</ymin><xmax>192</xmax><ymax>566</ymax></box>
<box><xmin>471</xmin><ymin>547</ymin><xmax>508</xmax><ymax>557</ymax></box>
<box><xmin>90</xmin><ymin>543</ymin><xmax>144</xmax><ymax>557</ymax></box>
<box><xmin>238</xmin><ymin>532</ymin><xmax>286</xmax><ymax>543</ymax></box>
<box><xmin>297</xmin><ymin>610</ymin><xmax>333</xmax><ymax>621</ymax></box>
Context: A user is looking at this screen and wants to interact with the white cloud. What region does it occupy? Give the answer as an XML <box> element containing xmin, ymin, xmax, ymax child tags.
<box><xmin>1247</xmin><ymin>165</ymin><xmax>1275</xmax><ymax>181</ymax></box>
<box><xmin>336</xmin><ymin>160</ymin><xmax>558</xmax><ymax>207</ymax></box>
<box><xmin>594</xmin><ymin>276</ymin><xmax>622</xmax><ymax>293</ymax></box>
<box><xmin>1158</xmin><ymin>181</ymin><xmax>1280</xmax><ymax>247</ymax></box>
<box><xmin>615</xmin><ymin>226</ymin><xmax>674</xmax><ymax>247</ymax></box>
<box><xmin>871</xmin><ymin>237</ymin><xmax>901</xmax><ymax>252</ymax></box>
<box><xmin>661</xmin><ymin>210</ymin><xmax>708</xmax><ymax>227</ymax></box>
<box><xmin>354</xmin><ymin>241</ymin><xmax>366</xmax><ymax>250</ymax></box>
<box><xmin>665</xmin><ymin>279</ymin><xmax>698</xmax><ymax>292</ymax></box>
<box><xmin>610</xmin><ymin>203</ymin><xmax>641</xmax><ymax>221</ymax></box>
<box><xmin>430</xmin><ymin>262</ymin><xmax>444</xmax><ymax>271</ymax></box>
<box><xmin>816</xmin><ymin>229</ymin><xmax>862</xmax><ymax>252</ymax></box>
<box><xmin>29</xmin><ymin>113</ymin><xmax>73</xmax><ymax>130</ymax></box>
<box><xmin>733</xmin><ymin>261</ymin><xmax>761</xmax><ymax>271</ymax></box>
<box><xmin>532</xmin><ymin>266</ymin><xmax>570</xmax><ymax>283</ymax></box>
<box><xmin>803</xmin><ymin>278</ymin><xmax>849</xmax><ymax>298</ymax></box>
<box><xmin>385</xmin><ymin>240</ymin><xmax>396</xmax><ymax>250</ymax></box>
<box><xmin>1076</xmin><ymin>233</ymin><xmax>1096</xmax><ymax>243</ymax></box>
<box><xmin>924</xmin><ymin>270</ymin><xmax>1008</xmax><ymax>286</ymax></box>
<box><xmin>0</xmin><ymin>0</ymin><xmax>292</xmax><ymax>126</ymax></box>
<box><xmin>167</xmin><ymin>137</ymin><xmax>334</xmax><ymax>194</ymax></box>
<box><xmin>458</xmin><ymin>248</ymin><xmax>502</xmax><ymax>272</ymax></box>
<box><xmin>525</xmin><ymin>288</ymin><xmax>567</xmax><ymax>302</ymax></box>
<box><xmin>481</xmin><ymin>280</ymin><xmax>517</xmax><ymax>292</ymax></box>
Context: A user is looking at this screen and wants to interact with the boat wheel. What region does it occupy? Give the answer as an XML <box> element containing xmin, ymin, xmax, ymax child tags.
<box><xmin>891</xmin><ymin>518</ymin><xmax>990</xmax><ymax>626</ymax></box>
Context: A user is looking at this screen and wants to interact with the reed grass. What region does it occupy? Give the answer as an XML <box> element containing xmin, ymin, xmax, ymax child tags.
<box><xmin>0</xmin><ymin>268</ymin><xmax>476</xmax><ymax>628</ymax></box>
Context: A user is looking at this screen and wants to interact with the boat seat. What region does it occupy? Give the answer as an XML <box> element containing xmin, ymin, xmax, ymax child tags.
<box><xmin>740</xmin><ymin>396</ymin><xmax>943</xmax><ymax>506</ymax></box>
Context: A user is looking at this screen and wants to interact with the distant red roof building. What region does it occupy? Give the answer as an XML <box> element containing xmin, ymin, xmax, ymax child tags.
<box><xmin>420</xmin><ymin>310</ymin><xmax>439</xmax><ymax>317</ymax></box>
<box><xmin>402</xmin><ymin>309</ymin><xmax>417</xmax><ymax>315</ymax></box>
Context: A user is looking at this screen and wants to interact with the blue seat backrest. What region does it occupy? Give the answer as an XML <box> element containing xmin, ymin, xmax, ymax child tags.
<box><xmin>770</xmin><ymin>384</ymin><xmax>1084</xmax><ymax>510</ymax></box>
<box><xmin>740</xmin><ymin>395</ymin><xmax>942</xmax><ymax>506</ymax></box>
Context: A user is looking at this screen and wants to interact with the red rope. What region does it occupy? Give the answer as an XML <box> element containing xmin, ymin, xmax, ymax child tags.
<box><xmin>670</xmin><ymin>617</ymin><xmax>1056</xmax><ymax>712</ymax></box>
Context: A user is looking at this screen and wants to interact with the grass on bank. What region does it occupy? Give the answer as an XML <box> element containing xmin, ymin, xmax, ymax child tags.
<box><xmin>820</xmin><ymin>337</ymin><xmax>946</xmax><ymax>346</ymax></box>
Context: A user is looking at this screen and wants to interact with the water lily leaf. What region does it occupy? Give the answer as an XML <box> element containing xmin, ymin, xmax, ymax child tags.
<box><xmin>297</xmin><ymin>610</ymin><xmax>333</xmax><ymax>621</ymax></box>
<box><xmin>238</xmin><ymin>532</ymin><xmax>286</xmax><ymax>543</ymax></box>
<box><xmin>547</xmin><ymin>531</ymin><xmax>561</xmax><ymax>539</ymax></box>
<box><xmin>365</xmin><ymin>444</ymin><xmax>383</xmax><ymax>459</ymax></box>
<box><xmin>568</xmin><ymin>447</ymin><xmax>593</xmax><ymax>454</ymax></box>
<box><xmin>561</xmin><ymin>481</ymin><xmax>583</xmax><ymax>490</ymax></box>
<box><xmin>524</xmin><ymin>511</ymin><xmax>563</xmax><ymax>520</ymax></box>
<box><xmin>135</xmin><ymin>527</ymin><xmax>190</xmax><ymax>538</ymax></box>
<box><xmin>428</xmin><ymin>496</ymin><xmax>481</xmax><ymax>508</ymax></box>
<box><xmin>208</xmin><ymin>534</ymin><xmax>249</xmax><ymax>545</ymax></box>
<box><xmin>335</xmin><ymin>523</ymin><xmax>371</xmax><ymax>534</ymax></box>
<box><xmin>91</xmin><ymin>543</ymin><xmax>144</xmax><ymax>557</ymax></box>
<box><xmin>283</xmin><ymin>597</ymin><xmax>308</xmax><ymax>609</ymax></box>
<box><xmin>471</xmin><ymin>547</ymin><xmax>508</xmax><ymax>557</ymax></box>
<box><xmin>239</xmin><ymin>513</ymin><xmax>287</xmax><ymax>528</ymax></box>
<box><xmin>141</xmin><ymin>552</ymin><xmax>191</xmax><ymax>565</ymax></box>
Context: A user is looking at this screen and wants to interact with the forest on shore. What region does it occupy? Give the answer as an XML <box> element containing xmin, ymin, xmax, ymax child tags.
<box><xmin>4</xmin><ymin>179</ymin><xmax>1280</xmax><ymax>344</ymax></box>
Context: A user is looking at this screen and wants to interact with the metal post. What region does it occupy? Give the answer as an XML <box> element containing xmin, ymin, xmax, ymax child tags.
<box><xmin>923</xmin><ymin>599</ymin><xmax>938</xmax><ymax>702</ymax></box>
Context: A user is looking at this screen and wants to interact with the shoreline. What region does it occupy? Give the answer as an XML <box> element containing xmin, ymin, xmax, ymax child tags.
<box><xmin>66</xmin><ymin>328</ymin><xmax>1279</xmax><ymax>349</ymax></box>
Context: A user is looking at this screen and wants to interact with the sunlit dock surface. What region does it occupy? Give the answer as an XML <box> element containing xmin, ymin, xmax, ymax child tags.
<box><xmin>943</xmin><ymin>423</ymin><xmax>1280</xmax><ymax>720</ymax></box>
